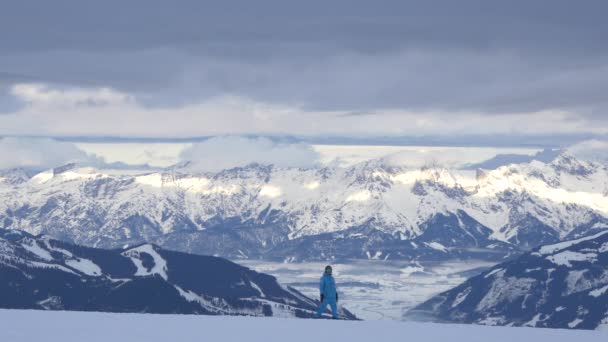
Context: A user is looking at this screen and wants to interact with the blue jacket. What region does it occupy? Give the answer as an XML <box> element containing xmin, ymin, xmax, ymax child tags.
<box><xmin>319</xmin><ymin>274</ymin><xmax>337</xmax><ymax>301</ymax></box>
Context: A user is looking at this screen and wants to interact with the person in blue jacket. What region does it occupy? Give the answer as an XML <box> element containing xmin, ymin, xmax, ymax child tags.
<box><xmin>314</xmin><ymin>265</ymin><xmax>339</xmax><ymax>319</ymax></box>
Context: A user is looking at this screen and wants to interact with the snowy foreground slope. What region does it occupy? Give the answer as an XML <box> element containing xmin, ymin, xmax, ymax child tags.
<box><xmin>0</xmin><ymin>309</ymin><xmax>605</xmax><ymax>342</ymax></box>
<box><xmin>0</xmin><ymin>229</ymin><xmax>355</xmax><ymax>319</ymax></box>
<box><xmin>408</xmin><ymin>230</ymin><xmax>608</xmax><ymax>329</ymax></box>
<box><xmin>1</xmin><ymin>153</ymin><xmax>607</xmax><ymax>261</ymax></box>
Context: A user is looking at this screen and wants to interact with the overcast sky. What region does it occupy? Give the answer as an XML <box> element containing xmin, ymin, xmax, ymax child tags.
<box><xmin>1</xmin><ymin>0</ymin><xmax>607</xmax><ymax>143</ymax></box>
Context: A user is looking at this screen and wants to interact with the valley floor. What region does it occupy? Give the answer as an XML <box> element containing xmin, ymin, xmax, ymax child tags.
<box><xmin>241</xmin><ymin>259</ymin><xmax>495</xmax><ymax>320</ymax></box>
<box><xmin>1</xmin><ymin>309</ymin><xmax>605</xmax><ymax>342</ymax></box>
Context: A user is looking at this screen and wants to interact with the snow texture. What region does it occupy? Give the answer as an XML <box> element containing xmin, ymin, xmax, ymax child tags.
<box><xmin>0</xmin><ymin>309</ymin><xmax>606</xmax><ymax>342</ymax></box>
<box><xmin>476</xmin><ymin>276</ymin><xmax>536</xmax><ymax>312</ymax></box>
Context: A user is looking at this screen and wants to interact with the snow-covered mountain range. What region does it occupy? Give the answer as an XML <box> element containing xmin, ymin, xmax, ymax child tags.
<box><xmin>407</xmin><ymin>230</ymin><xmax>608</xmax><ymax>329</ymax></box>
<box><xmin>0</xmin><ymin>153</ymin><xmax>607</xmax><ymax>261</ymax></box>
<box><xmin>0</xmin><ymin>228</ymin><xmax>355</xmax><ymax>318</ymax></box>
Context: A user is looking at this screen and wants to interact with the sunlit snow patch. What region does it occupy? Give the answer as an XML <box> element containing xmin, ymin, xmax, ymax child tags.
<box><xmin>31</xmin><ymin>170</ymin><xmax>54</xmax><ymax>184</ymax></box>
<box><xmin>65</xmin><ymin>258</ymin><xmax>102</xmax><ymax>276</ymax></box>
<box><xmin>452</xmin><ymin>287</ymin><xmax>472</xmax><ymax>308</ymax></box>
<box><xmin>259</xmin><ymin>185</ymin><xmax>282</xmax><ymax>198</ymax></box>
<box><xmin>546</xmin><ymin>251</ymin><xmax>597</xmax><ymax>267</ymax></box>
<box><xmin>424</xmin><ymin>242</ymin><xmax>448</xmax><ymax>253</ymax></box>
<box><xmin>21</xmin><ymin>240</ymin><xmax>53</xmax><ymax>261</ymax></box>
<box><xmin>304</xmin><ymin>181</ymin><xmax>320</xmax><ymax>190</ymax></box>
<box><xmin>122</xmin><ymin>244</ymin><xmax>168</xmax><ymax>280</ymax></box>
<box><xmin>537</xmin><ymin>230</ymin><xmax>608</xmax><ymax>255</ymax></box>
<box><xmin>589</xmin><ymin>285</ymin><xmax>608</xmax><ymax>297</ymax></box>
<box><xmin>484</xmin><ymin>268</ymin><xmax>504</xmax><ymax>279</ymax></box>
<box><xmin>345</xmin><ymin>190</ymin><xmax>371</xmax><ymax>203</ymax></box>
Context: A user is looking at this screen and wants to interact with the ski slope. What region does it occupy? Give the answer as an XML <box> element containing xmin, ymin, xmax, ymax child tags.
<box><xmin>1</xmin><ymin>309</ymin><xmax>605</xmax><ymax>342</ymax></box>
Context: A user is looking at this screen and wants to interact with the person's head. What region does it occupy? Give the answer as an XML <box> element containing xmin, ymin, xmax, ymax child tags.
<box><xmin>324</xmin><ymin>265</ymin><xmax>332</xmax><ymax>275</ymax></box>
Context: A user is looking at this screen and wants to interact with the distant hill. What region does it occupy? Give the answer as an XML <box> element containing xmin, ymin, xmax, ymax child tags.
<box><xmin>0</xmin><ymin>228</ymin><xmax>356</xmax><ymax>319</ymax></box>
<box><xmin>407</xmin><ymin>230</ymin><xmax>608</xmax><ymax>330</ymax></box>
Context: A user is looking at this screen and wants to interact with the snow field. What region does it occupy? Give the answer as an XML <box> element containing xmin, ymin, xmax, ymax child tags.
<box><xmin>1</xmin><ymin>309</ymin><xmax>605</xmax><ymax>342</ymax></box>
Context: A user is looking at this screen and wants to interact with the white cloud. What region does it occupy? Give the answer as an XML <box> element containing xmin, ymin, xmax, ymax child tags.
<box><xmin>1</xmin><ymin>83</ymin><xmax>606</xmax><ymax>138</ymax></box>
<box><xmin>0</xmin><ymin>137</ymin><xmax>101</xmax><ymax>169</ymax></box>
<box><xmin>178</xmin><ymin>136</ymin><xmax>320</xmax><ymax>172</ymax></box>
<box><xmin>11</xmin><ymin>83</ymin><xmax>133</xmax><ymax>107</ymax></box>
<box><xmin>75</xmin><ymin>143</ymin><xmax>189</xmax><ymax>168</ymax></box>
<box><xmin>378</xmin><ymin>146</ymin><xmax>542</xmax><ymax>169</ymax></box>
<box><xmin>566</xmin><ymin>140</ymin><xmax>608</xmax><ymax>163</ymax></box>
<box><xmin>71</xmin><ymin>142</ymin><xmax>542</xmax><ymax>170</ymax></box>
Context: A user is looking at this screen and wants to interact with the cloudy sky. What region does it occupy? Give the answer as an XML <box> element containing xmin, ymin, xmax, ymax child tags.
<box><xmin>0</xmin><ymin>1</ymin><xmax>607</xmax><ymax>170</ymax></box>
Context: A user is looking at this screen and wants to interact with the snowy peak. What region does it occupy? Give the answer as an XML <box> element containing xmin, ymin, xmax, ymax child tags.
<box><xmin>0</xmin><ymin>168</ymin><xmax>37</xmax><ymax>186</ymax></box>
<box><xmin>29</xmin><ymin>165</ymin><xmax>110</xmax><ymax>185</ymax></box>
<box><xmin>52</xmin><ymin>163</ymin><xmax>79</xmax><ymax>175</ymax></box>
<box><xmin>549</xmin><ymin>153</ymin><xmax>601</xmax><ymax>177</ymax></box>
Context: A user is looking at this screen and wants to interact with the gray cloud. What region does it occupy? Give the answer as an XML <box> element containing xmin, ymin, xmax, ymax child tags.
<box><xmin>3</xmin><ymin>1</ymin><xmax>606</xmax><ymax>53</ymax></box>
<box><xmin>0</xmin><ymin>0</ymin><xmax>607</xmax><ymax>139</ymax></box>
<box><xmin>0</xmin><ymin>137</ymin><xmax>101</xmax><ymax>170</ymax></box>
